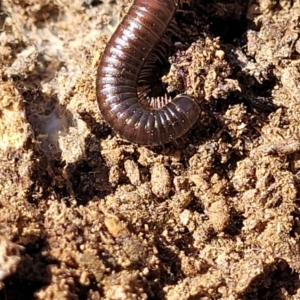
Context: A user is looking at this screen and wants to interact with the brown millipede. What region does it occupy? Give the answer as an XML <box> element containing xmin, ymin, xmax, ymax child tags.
<box><xmin>96</xmin><ymin>0</ymin><xmax>200</xmax><ymax>146</ymax></box>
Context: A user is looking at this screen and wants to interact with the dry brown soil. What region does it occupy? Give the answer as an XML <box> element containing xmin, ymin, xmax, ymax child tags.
<box><xmin>1</xmin><ymin>0</ymin><xmax>300</xmax><ymax>299</ymax></box>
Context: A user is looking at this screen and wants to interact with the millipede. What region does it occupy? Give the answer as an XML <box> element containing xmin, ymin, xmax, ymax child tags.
<box><xmin>96</xmin><ymin>0</ymin><xmax>200</xmax><ymax>146</ymax></box>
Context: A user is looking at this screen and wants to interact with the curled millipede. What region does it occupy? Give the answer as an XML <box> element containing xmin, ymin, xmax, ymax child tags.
<box><xmin>96</xmin><ymin>0</ymin><xmax>200</xmax><ymax>146</ymax></box>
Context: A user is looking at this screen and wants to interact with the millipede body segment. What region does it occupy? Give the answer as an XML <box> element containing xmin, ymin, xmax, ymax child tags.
<box><xmin>96</xmin><ymin>0</ymin><xmax>200</xmax><ymax>146</ymax></box>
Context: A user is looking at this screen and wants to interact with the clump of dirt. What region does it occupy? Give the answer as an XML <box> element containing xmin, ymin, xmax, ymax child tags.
<box><xmin>1</xmin><ymin>0</ymin><xmax>300</xmax><ymax>299</ymax></box>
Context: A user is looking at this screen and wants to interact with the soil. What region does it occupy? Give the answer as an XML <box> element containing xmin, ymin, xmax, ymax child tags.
<box><xmin>1</xmin><ymin>0</ymin><xmax>300</xmax><ymax>299</ymax></box>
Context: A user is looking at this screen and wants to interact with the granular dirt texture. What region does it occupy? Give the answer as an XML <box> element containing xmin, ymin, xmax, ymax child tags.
<box><xmin>1</xmin><ymin>0</ymin><xmax>300</xmax><ymax>299</ymax></box>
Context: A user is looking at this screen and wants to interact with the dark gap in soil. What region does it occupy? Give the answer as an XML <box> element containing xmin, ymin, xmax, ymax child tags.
<box><xmin>242</xmin><ymin>260</ymin><xmax>300</xmax><ymax>300</ymax></box>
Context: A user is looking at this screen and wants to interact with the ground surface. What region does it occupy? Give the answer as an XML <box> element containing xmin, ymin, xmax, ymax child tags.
<box><xmin>1</xmin><ymin>0</ymin><xmax>300</xmax><ymax>299</ymax></box>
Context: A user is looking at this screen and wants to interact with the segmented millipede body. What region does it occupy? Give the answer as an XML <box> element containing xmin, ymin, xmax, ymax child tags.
<box><xmin>96</xmin><ymin>0</ymin><xmax>200</xmax><ymax>146</ymax></box>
